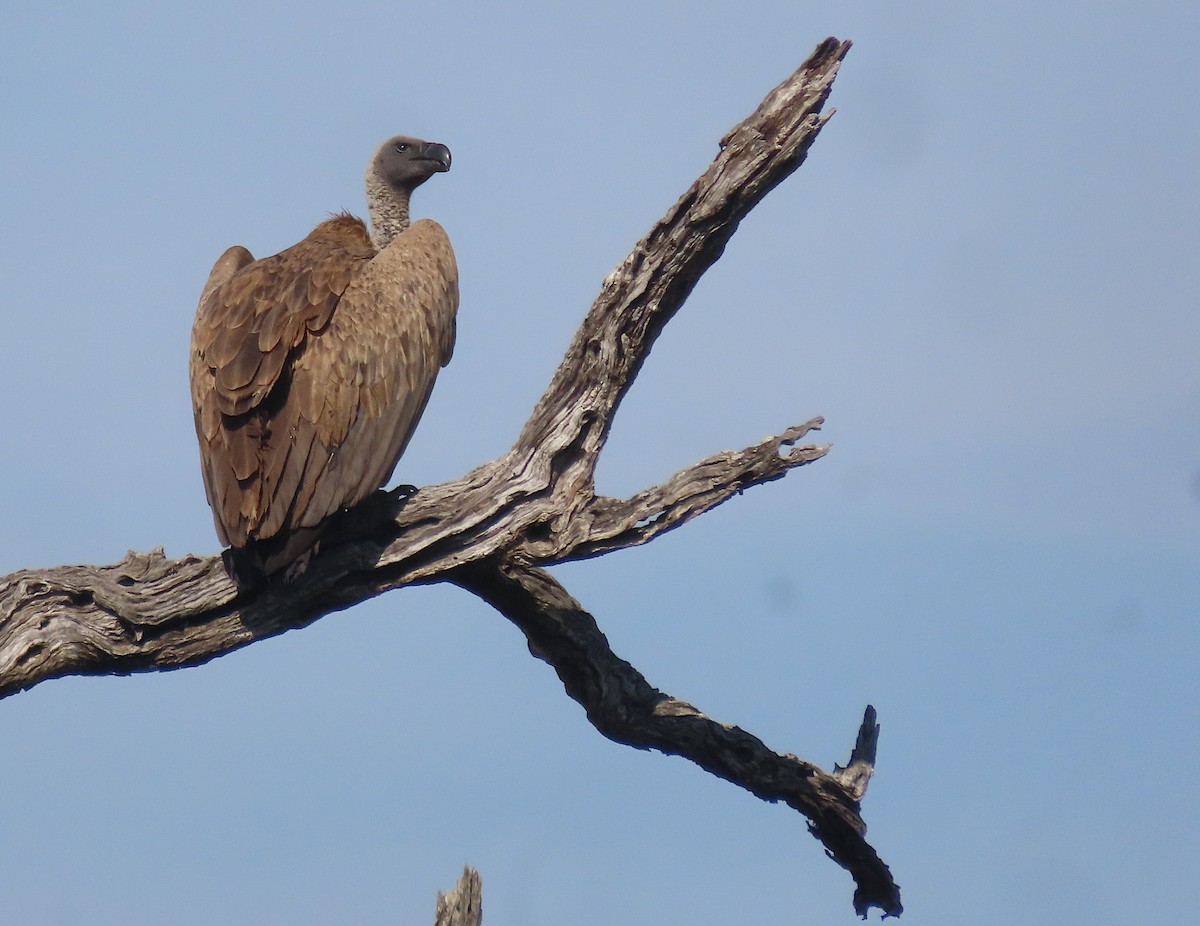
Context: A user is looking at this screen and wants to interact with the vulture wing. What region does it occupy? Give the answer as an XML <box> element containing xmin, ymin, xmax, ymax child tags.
<box><xmin>189</xmin><ymin>213</ymin><xmax>458</xmax><ymax>572</ymax></box>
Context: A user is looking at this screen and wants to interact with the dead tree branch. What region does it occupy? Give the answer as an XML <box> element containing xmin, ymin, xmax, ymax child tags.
<box><xmin>0</xmin><ymin>38</ymin><xmax>902</xmax><ymax>917</ymax></box>
<box><xmin>454</xmin><ymin>561</ymin><xmax>899</xmax><ymax>917</ymax></box>
<box><xmin>434</xmin><ymin>867</ymin><xmax>482</xmax><ymax>926</ymax></box>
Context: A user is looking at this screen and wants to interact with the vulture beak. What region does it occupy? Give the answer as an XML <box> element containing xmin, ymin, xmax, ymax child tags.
<box><xmin>421</xmin><ymin>142</ymin><xmax>452</xmax><ymax>172</ymax></box>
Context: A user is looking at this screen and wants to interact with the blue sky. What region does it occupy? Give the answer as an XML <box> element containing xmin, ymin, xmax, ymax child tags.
<box><xmin>1</xmin><ymin>3</ymin><xmax>1197</xmax><ymax>923</ymax></box>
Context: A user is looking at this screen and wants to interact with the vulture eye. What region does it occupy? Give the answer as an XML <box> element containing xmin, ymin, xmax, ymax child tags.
<box><xmin>394</xmin><ymin>142</ymin><xmax>409</xmax><ymax>153</ymax></box>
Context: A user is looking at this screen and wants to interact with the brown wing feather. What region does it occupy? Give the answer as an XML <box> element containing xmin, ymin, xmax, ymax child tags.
<box><xmin>190</xmin><ymin>246</ymin><xmax>254</xmax><ymax>546</ymax></box>
<box><xmin>190</xmin><ymin>215</ymin><xmax>375</xmax><ymax>548</ymax></box>
<box><xmin>189</xmin><ymin>214</ymin><xmax>458</xmax><ymax>570</ymax></box>
<box><xmin>283</xmin><ymin>218</ymin><xmax>459</xmax><ymax>529</ymax></box>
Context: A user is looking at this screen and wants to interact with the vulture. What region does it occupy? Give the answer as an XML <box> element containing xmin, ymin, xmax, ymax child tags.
<box><xmin>189</xmin><ymin>136</ymin><xmax>458</xmax><ymax>583</ymax></box>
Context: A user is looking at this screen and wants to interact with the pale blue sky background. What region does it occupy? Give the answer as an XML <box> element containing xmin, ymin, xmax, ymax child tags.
<box><xmin>1</xmin><ymin>3</ymin><xmax>1197</xmax><ymax>924</ymax></box>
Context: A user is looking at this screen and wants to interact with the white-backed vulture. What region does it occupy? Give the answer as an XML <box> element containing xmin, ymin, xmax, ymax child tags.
<box><xmin>189</xmin><ymin>136</ymin><xmax>458</xmax><ymax>583</ymax></box>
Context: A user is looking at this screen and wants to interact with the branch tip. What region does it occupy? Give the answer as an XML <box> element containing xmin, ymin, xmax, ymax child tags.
<box><xmin>833</xmin><ymin>705</ymin><xmax>880</xmax><ymax>802</ymax></box>
<box><xmin>434</xmin><ymin>866</ymin><xmax>482</xmax><ymax>926</ymax></box>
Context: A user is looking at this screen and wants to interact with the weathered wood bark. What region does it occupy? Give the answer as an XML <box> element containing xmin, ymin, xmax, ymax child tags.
<box><xmin>0</xmin><ymin>38</ymin><xmax>902</xmax><ymax>917</ymax></box>
<box><xmin>454</xmin><ymin>563</ymin><xmax>897</xmax><ymax>917</ymax></box>
<box><xmin>434</xmin><ymin>867</ymin><xmax>482</xmax><ymax>926</ymax></box>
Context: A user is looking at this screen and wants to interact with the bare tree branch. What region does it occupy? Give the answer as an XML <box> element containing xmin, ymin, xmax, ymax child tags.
<box><xmin>434</xmin><ymin>867</ymin><xmax>482</xmax><ymax>926</ymax></box>
<box><xmin>453</xmin><ymin>560</ymin><xmax>901</xmax><ymax>918</ymax></box>
<box><xmin>0</xmin><ymin>37</ymin><xmax>904</xmax><ymax>917</ymax></box>
<box><xmin>554</xmin><ymin>418</ymin><xmax>829</xmax><ymax>562</ymax></box>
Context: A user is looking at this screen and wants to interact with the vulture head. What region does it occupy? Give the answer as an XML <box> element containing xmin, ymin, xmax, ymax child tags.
<box><xmin>374</xmin><ymin>135</ymin><xmax>452</xmax><ymax>187</ymax></box>
<box><xmin>366</xmin><ymin>135</ymin><xmax>452</xmax><ymax>249</ymax></box>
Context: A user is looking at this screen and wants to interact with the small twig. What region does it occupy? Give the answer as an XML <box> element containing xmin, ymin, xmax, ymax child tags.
<box><xmin>834</xmin><ymin>705</ymin><xmax>880</xmax><ymax>801</ymax></box>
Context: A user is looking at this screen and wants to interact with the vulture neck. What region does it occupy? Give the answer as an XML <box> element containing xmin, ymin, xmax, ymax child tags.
<box><xmin>365</xmin><ymin>171</ymin><xmax>412</xmax><ymax>250</ymax></box>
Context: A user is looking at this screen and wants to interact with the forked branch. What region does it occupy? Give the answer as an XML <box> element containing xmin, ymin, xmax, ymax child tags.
<box><xmin>0</xmin><ymin>37</ymin><xmax>902</xmax><ymax>917</ymax></box>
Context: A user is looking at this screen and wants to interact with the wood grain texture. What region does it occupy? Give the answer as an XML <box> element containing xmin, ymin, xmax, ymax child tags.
<box><xmin>0</xmin><ymin>38</ymin><xmax>902</xmax><ymax>917</ymax></box>
<box><xmin>434</xmin><ymin>867</ymin><xmax>482</xmax><ymax>926</ymax></box>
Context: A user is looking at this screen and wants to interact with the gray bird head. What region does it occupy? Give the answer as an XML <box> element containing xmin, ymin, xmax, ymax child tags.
<box><xmin>365</xmin><ymin>135</ymin><xmax>452</xmax><ymax>249</ymax></box>
<box><xmin>371</xmin><ymin>135</ymin><xmax>452</xmax><ymax>192</ymax></box>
